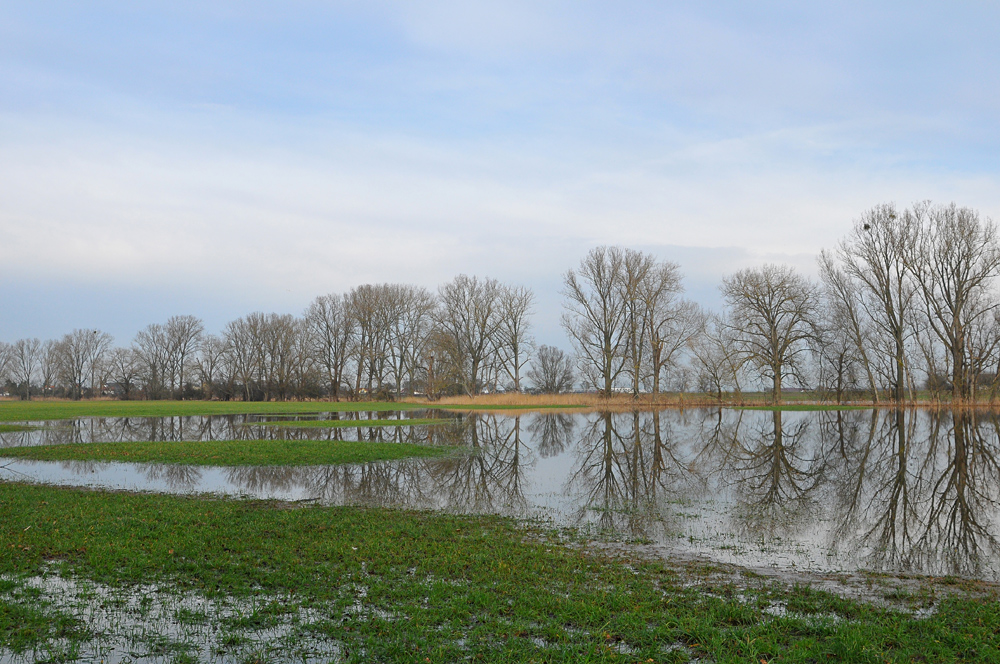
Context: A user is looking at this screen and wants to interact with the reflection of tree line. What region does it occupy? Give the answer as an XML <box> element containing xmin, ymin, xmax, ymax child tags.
<box><xmin>826</xmin><ymin>409</ymin><xmax>1000</xmax><ymax>577</ymax></box>
<box><xmin>568</xmin><ymin>411</ymin><xmax>703</xmax><ymax>539</ymax></box>
<box><xmin>0</xmin><ymin>412</ymin><xmax>448</xmax><ymax>447</ymax></box>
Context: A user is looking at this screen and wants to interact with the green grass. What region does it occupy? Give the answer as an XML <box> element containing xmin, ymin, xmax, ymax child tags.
<box><xmin>1</xmin><ymin>483</ymin><xmax>997</xmax><ymax>662</ymax></box>
<box><xmin>0</xmin><ymin>400</ymin><xmax>431</xmax><ymax>423</ymax></box>
<box><xmin>255</xmin><ymin>417</ymin><xmax>454</xmax><ymax>428</ymax></box>
<box><xmin>0</xmin><ymin>400</ymin><xmax>583</xmax><ymax>424</ymax></box>
<box><xmin>0</xmin><ymin>439</ymin><xmax>459</xmax><ymax>466</ymax></box>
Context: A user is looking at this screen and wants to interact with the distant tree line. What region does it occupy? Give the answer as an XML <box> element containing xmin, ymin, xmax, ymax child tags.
<box><xmin>0</xmin><ymin>276</ymin><xmax>555</xmax><ymax>401</ymax></box>
<box><xmin>2</xmin><ymin>201</ymin><xmax>998</xmax><ymax>403</ymax></box>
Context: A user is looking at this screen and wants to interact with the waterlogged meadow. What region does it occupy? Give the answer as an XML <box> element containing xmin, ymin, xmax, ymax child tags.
<box><xmin>2</xmin><ymin>404</ymin><xmax>1000</xmax><ymax>661</ymax></box>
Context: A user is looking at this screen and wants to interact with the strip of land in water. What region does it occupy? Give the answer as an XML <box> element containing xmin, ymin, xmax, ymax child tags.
<box><xmin>0</xmin><ymin>439</ymin><xmax>458</xmax><ymax>466</ymax></box>
<box><xmin>5</xmin><ymin>394</ymin><xmax>1000</xmax><ymax>425</ymax></box>
<box><xmin>253</xmin><ymin>417</ymin><xmax>452</xmax><ymax>428</ymax></box>
<box><xmin>1</xmin><ymin>483</ymin><xmax>996</xmax><ymax>663</ymax></box>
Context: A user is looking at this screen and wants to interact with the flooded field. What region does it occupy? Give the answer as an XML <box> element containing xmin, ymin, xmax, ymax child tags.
<box><xmin>2</xmin><ymin>408</ymin><xmax>999</xmax><ymax>582</ymax></box>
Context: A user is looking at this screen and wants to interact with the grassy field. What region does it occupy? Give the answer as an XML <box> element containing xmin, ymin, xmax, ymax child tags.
<box><xmin>1</xmin><ymin>483</ymin><xmax>997</xmax><ymax>662</ymax></box>
<box><xmin>0</xmin><ymin>438</ymin><xmax>458</xmax><ymax>466</ymax></box>
<box><xmin>0</xmin><ymin>400</ymin><xmax>429</xmax><ymax>423</ymax></box>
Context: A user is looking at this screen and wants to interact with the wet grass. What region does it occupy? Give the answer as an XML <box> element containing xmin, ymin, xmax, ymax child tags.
<box><xmin>0</xmin><ymin>439</ymin><xmax>459</xmax><ymax>466</ymax></box>
<box><xmin>255</xmin><ymin>417</ymin><xmax>453</xmax><ymax>428</ymax></box>
<box><xmin>0</xmin><ymin>400</ymin><xmax>430</xmax><ymax>423</ymax></box>
<box><xmin>1</xmin><ymin>483</ymin><xmax>998</xmax><ymax>662</ymax></box>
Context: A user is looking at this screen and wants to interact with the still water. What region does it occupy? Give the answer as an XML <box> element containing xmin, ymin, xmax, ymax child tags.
<box><xmin>2</xmin><ymin>408</ymin><xmax>999</xmax><ymax>581</ymax></box>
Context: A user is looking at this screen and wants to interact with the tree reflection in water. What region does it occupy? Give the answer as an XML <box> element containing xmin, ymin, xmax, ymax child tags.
<box><xmin>425</xmin><ymin>414</ymin><xmax>534</xmax><ymax>515</ymax></box>
<box><xmin>821</xmin><ymin>409</ymin><xmax>1000</xmax><ymax>577</ymax></box>
<box><xmin>567</xmin><ymin>412</ymin><xmax>701</xmax><ymax>541</ymax></box>
<box><xmin>712</xmin><ymin>410</ymin><xmax>826</xmax><ymax>540</ymax></box>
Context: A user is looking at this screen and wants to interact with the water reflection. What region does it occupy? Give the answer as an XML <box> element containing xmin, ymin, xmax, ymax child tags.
<box><xmin>4</xmin><ymin>408</ymin><xmax>1000</xmax><ymax>580</ymax></box>
<box><xmin>0</xmin><ymin>411</ymin><xmax>450</xmax><ymax>448</ymax></box>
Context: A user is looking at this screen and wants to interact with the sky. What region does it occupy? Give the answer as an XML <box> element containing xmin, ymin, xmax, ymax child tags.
<box><xmin>2</xmin><ymin>1</ymin><xmax>999</xmax><ymax>348</ymax></box>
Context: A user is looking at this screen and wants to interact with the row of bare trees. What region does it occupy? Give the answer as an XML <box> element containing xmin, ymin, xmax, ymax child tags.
<box><xmin>561</xmin><ymin>246</ymin><xmax>706</xmax><ymax>396</ymax></box>
<box><xmin>0</xmin><ymin>276</ymin><xmax>569</xmax><ymax>401</ymax></box>
<box><xmin>691</xmin><ymin>202</ymin><xmax>1000</xmax><ymax>403</ymax></box>
<box><xmin>4</xmin><ymin>200</ymin><xmax>996</xmax><ymax>403</ymax></box>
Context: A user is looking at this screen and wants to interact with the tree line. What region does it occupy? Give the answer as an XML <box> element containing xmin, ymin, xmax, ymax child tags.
<box><xmin>2</xmin><ymin>201</ymin><xmax>999</xmax><ymax>403</ymax></box>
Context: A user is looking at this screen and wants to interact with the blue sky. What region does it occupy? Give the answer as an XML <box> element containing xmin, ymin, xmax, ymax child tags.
<box><xmin>2</xmin><ymin>1</ymin><xmax>999</xmax><ymax>347</ymax></box>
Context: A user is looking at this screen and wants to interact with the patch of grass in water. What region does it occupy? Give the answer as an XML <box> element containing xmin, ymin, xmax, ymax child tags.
<box><xmin>0</xmin><ymin>439</ymin><xmax>460</xmax><ymax>466</ymax></box>
<box><xmin>0</xmin><ymin>424</ymin><xmax>42</xmax><ymax>432</ymax></box>
<box><xmin>254</xmin><ymin>417</ymin><xmax>453</xmax><ymax>429</ymax></box>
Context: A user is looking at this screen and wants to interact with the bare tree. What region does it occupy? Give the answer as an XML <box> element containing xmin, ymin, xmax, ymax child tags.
<box><xmin>904</xmin><ymin>203</ymin><xmax>1000</xmax><ymax>401</ymax></box>
<box><xmin>833</xmin><ymin>204</ymin><xmax>918</xmax><ymax>402</ymax></box>
<box><xmin>54</xmin><ymin>329</ymin><xmax>113</xmax><ymax>399</ymax></box>
<box><xmin>494</xmin><ymin>284</ymin><xmax>535</xmax><ymax>392</ymax></box>
<box><xmin>223</xmin><ymin>313</ymin><xmax>266</xmax><ymax>401</ymax></box>
<box><xmin>0</xmin><ymin>342</ymin><xmax>10</xmax><ymax>391</ymax></box>
<box><xmin>562</xmin><ymin>246</ymin><xmax>630</xmax><ymax>395</ymax></box>
<box><xmin>526</xmin><ymin>345</ymin><xmax>575</xmax><ymax>393</ymax></box>
<box><xmin>165</xmin><ymin>315</ymin><xmax>204</xmax><ymax>399</ymax></box>
<box><xmin>692</xmin><ymin>314</ymin><xmax>744</xmax><ymax>400</ymax></box>
<box><xmin>387</xmin><ymin>285</ymin><xmax>436</xmax><ymax>396</ymax></box>
<box><xmin>819</xmin><ymin>250</ymin><xmax>880</xmax><ymax>400</ymax></box>
<box><xmin>619</xmin><ymin>249</ymin><xmax>660</xmax><ymax>396</ymax></box>
<box><xmin>348</xmin><ymin>284</ymin><xmax>394</xmax><ymax>397</ymax></box>
<box><xmin>435</xmin><ymin>275</ymin><xmax>503</xmax><ymax>395</ymax></box>
<box><xmin>721</xmin><ymin>264</ymin><xmax>819</xmax><ymax>402</ymax></box>
<box><xmin>38</xmin><ymin>340</ymin><xmax>57</xmax><ymax>397</ymax></box>
<box><xmin>305</xmin><ymin>293</ymin><xmax>355</xmax><ymax>400</ymax></box>
<box><xmin>646</xmin><ymin>297</ymin><xmax>705</xmax><ymax>397</ymax></box>
<box><xmin>134</xmin><ymin>323</ymin><xmax>171</xmax><ymax>399</ymax></box>
<box><xmin>197</xmin><ymin>334</ymin><xmax>228</xmax><ymax>400</ymax></box>
<box><xmin>107</xmin><ymin>347</ymin><xmax>142</xmax><ymax>400</ymax></box>
<box><xmin>10</xmin><ymin>338</ymin><xmax>41</xmax><ymax>400</ymax></box>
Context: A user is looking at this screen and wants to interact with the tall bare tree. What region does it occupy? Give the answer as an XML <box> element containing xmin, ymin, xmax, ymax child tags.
<box><xmin>721</xmin><ymin>264</ymin><xmax>819</xmax><ymax>402</ymax></box>
<box><xmin>387</xmin><ymin>285</ymin><xmax>436</xmax><ymax>396</ymax></box>
<box><xmin>165</xmin><ymin>315</ymin><xmax>204</xmax><ymax>399</ymax></box>
<box><xmin>904</xmin><ymin>203</ymin><xmax>1000</xmax><ymax>401</ymax></box>
<box><xmin>107</xmin><ymin>347</ymin><xmax>142</xmax><ymax>400</ymax></box>
<box><xmin>562</xmin><ymin>246</ymin><xmax>630</xmax><ymax>395</ymax></box>
<box><xmin>10</xmin><ymin>338</ymin><xmax>41</xmax><ymax>400</ymax></box>
<box><xmin>819</xmin><ymin>250</ymin><xmax>880</xmax><ymax>400</ymax></box>
<box><xmin>435</xmin><ymin>275</ymin><xmax>503</xmax><ymax>395</ymax></box>
<box><xmin>134</xmin><ymin>323</ymin><xmax>171</xmax><ymax>399</ymax></box>
<box><xmin>833</xmin><ymin>204</ymin><xmax>918</xmax><ymax>402</ymax></box>
<box><xmin>494</xmin><ymin>284</ymin><xmax>535</xmax><ymax>392</ymax></box>
<box><xmin>197</xmin><ymin>334</ymin><xmax>228</xmax><ymax>400</ymax></box>
<box><xmin>305</xmin><ymin>293</ymin><xmax>355</xmax><ymax>400</ymax></box>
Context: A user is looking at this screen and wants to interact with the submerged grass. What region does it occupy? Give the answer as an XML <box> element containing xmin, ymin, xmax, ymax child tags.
<box><xmin>732</xmin><ymin>404</ymin><xmax>872</xmax><ymax>412</ymax></box>
<box><xmin>255</xmin><ymin>417</ymin><xmax>453</xmax><ymax>429</ymax></box>
<box><xmin>1</xmin><ymin>483</ymin><xmax>998</xmax><ymax>662</ymax></box>
<box><xmin>0</xmin><ymin>439</ymin><xmax>458</xmax><ymax>466</ymax></box>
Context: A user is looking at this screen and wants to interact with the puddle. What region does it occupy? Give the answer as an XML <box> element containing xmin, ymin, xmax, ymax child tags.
<box><xmin>0</xmin><ymin>570</ymin><xmax>343</xmax><ymax>663</ymax></box>
<box><xmin>3</xmin><ymin>408</ymin><xmax>1000</xmax><ymax>582</ymax></box>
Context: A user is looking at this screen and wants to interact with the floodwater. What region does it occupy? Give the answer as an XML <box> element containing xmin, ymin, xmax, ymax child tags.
<box><xmin>3</xmin><ymin>408</ymin><xmax>1000</xmax><ymax>582</ymax></box>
